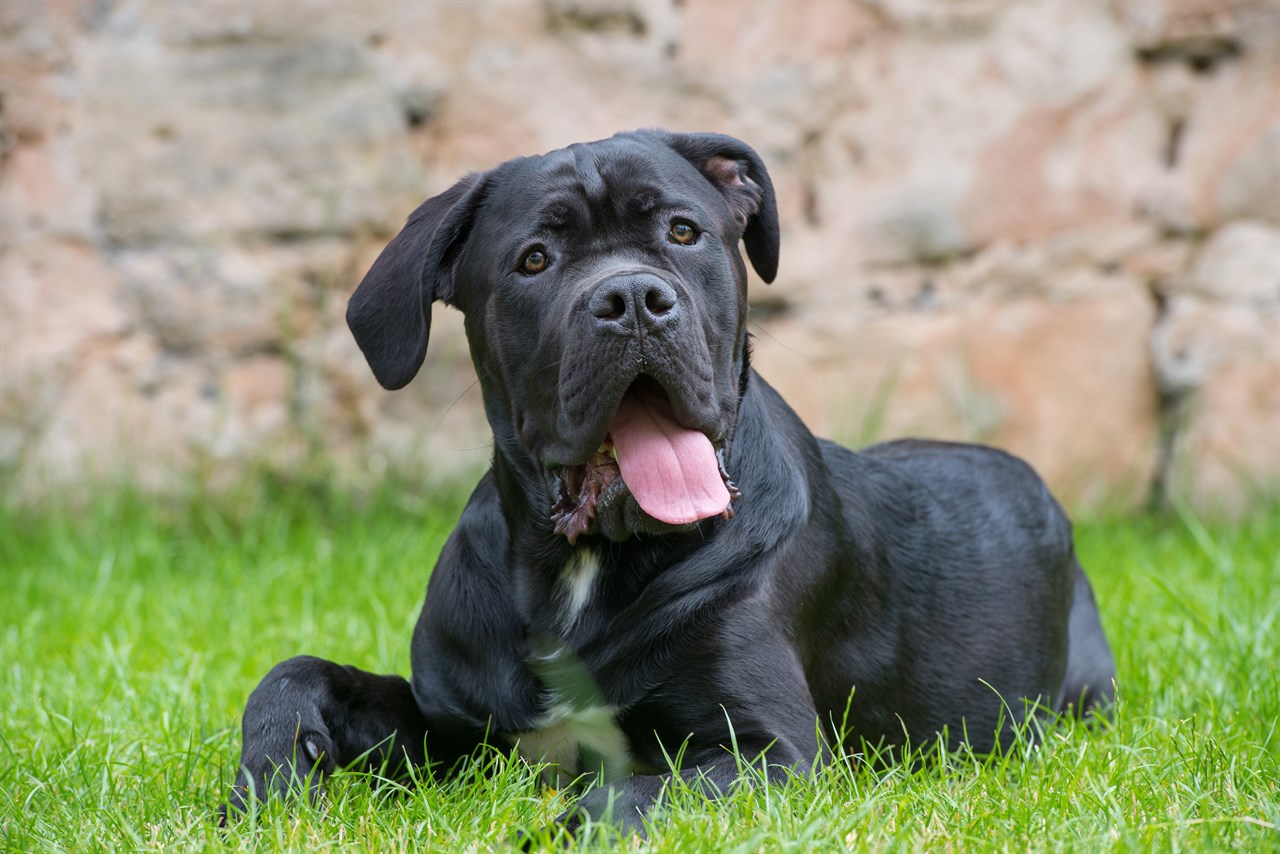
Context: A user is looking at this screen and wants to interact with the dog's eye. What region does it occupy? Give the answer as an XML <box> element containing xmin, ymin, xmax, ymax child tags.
<box><xmin>669</xmin><ymin>221</ymin><xmax>699</xmax><ymax>245</ymax></box>
<box><xmin>520</xmin><ymin>247</ymin><xmax>549</xmax><ymax>275</ymax></box>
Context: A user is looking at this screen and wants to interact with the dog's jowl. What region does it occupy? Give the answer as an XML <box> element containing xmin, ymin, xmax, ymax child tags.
<box><xmin>224</xmin><ymin>130</ymin><xmax>1115</xmax><ymax>834</ymax></box>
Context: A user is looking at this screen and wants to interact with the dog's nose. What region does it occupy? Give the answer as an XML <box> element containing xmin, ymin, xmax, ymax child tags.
<box><xmin>589</xmin><ymin>275</ymin><xmax>679</xmax><ymax>334</ymax></box>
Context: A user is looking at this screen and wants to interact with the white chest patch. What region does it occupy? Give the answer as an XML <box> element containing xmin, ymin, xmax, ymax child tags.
<box><xmin>515</xmin><ymin>551</ymin><xmax>631</xmax><ymax>785</ymax></box>
<box><xmin>557</xmin><ymin>547</ymin><xmax>600</xmax><ymax>631</ymax></box>
<box><xmin>512</xmin><ymin>703</ymin><xmax>632</xmax><ymax>788</ymax></box>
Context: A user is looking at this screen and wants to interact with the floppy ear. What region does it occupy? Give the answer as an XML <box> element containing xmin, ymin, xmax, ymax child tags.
<box><xmin>659</xmin><ymin>131</ymin><xmax>780</xmax><ymax>283</ymax></box>
<box><xmin>346</xmin><ymin>174</ymin><xmax>483</xmax><ymax>390</ymax></box>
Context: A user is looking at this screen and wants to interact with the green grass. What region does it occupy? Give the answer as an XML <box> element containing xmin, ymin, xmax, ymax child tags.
<box><xmin>1</xmin><ymin>478</ymin><xmax>1277</xmax><ymax>851</ymax></box>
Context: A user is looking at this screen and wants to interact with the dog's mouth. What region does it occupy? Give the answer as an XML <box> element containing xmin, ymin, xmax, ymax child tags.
<box><xmin>550</xmin><ymin>376</ymin><xmax>740</xmax><ymax>544</ymax></box>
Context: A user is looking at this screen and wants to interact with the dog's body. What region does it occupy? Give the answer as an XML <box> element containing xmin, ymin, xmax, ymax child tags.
<box><xmin>227</xmin><ymin>131</ymin><xmax>1114</xmax><ymax>833</ymax></box>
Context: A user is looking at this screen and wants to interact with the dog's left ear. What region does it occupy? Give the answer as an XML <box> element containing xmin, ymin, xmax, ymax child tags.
<box><xmin>659</xmin><ymin>131</ymin><xmax>780</xmax><ymax>283</ymax></box>
<box><xmin>347</xmin><ymin>174</ymin><xmax>484</xmax><ymax>390</ymax></box>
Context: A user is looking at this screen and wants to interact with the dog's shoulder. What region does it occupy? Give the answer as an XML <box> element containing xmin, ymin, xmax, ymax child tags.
<box><xmin>450</xmin><ymin>470</ymin><xmax>508</xmax><ymax>548</ymax></box>
<box><xmin>422</xmin><ymin>471</ymin><xmax>509</xmax><ymax>605</ymax></box>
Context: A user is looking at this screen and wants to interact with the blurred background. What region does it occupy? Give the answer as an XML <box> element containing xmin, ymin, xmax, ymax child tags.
<box><xmin>1</xmin><ymin>0</ymin><xmax>1276</xmax><ymax>514</ymax></box>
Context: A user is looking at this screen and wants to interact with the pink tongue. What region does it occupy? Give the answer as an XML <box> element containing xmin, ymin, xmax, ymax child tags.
<box><xmin>608</xmin><ymin>384</ymin><xmax>730</xmax><ymax>525</ymax></box>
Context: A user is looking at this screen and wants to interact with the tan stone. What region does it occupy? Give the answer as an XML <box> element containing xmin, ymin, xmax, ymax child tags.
<box><xmin>0</xmin><ymin>240</ymin><xmax>127</xmax><ymax>381</ymax></box>
<box><xmin>677</xmin><ymin>0</ymin><xmax>875</xmax><ymax>84</ymax></box>
<box><xmin>962</xmin><ymin>291</ymin><xmax>1159</xmax><ymax>507</ymax></box>
<box><xmin>1123</xmin><ymin>236</ymin><xmax>1195</xmax><ymax>282</ymax></box>
<box><xmin>1110</xmin><ymin>0</ymin><xmax>1279</xmax><ymax>53</ymax></box>
<box><xmin>221</xmin><ymin>356</ymin><xmax>291</xmax><ymax>437</ymax></box>
<box><xmin>1215</xmin><ymin>122</ymin><xmax>1280</xmax><ymax>226</ymax></box>
<box><xmin>0</xmin><ymin>139</ymin><xmax>101</xmax><ymax>246</ymax></box>
<box><xmin>1160</xmin><ymin>297</ymin><xmax>1280</xmax><ymax>511</ymax></box>
<box><xmin>74</xmin><ymin>35</ymin><xmax>424</xmax><ymax>247</ymax></box>
<box><xmin>22</xmin><ymin>338</ymin><xmax>206</xmax><ymax>490</ymax></box>
<box><xmin>1134</xmin><ymin>32</ymin><xmax>1280</xmax><ymax>232</ymax></box>
<box><xmin>857</xmin><ymin>0</ymin><xmax>1007</xmax><ymax>32</ymax></box>
<box><xmin>1188</xmin><ymin>221</ymin><xmax>1280</xmax><ymax>305</ymax></box>
<box><xmin>965</xmin><ymin>90</ymin><xmax>1165</xmax><ymax>247</ymax></box>
<box><xmin>114</xmin><ymin>242</ymin><xmax>348</xmax><ymax>356</ymax></box>
<box><xmin>0</xmin><ymin>0</ymin><xmax>85</xmax><ymax>141</ymax></box>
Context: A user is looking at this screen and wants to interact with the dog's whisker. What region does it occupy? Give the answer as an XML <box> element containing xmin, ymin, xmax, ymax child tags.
<box><xmin>747</xmin><ymin>318</ymin><xmax>820</xmax><ymax>359</ymax></box>
<box><xmin>431</xmin><ymin>377</ymin><xmax>483</xmax><ymax>438</ymax></box>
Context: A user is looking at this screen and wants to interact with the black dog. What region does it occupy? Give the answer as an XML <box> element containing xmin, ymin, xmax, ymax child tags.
<box><xmin>225</xmin><ymin>130</ymin><xmax>1115</xmax><ymax>834</ymax></box>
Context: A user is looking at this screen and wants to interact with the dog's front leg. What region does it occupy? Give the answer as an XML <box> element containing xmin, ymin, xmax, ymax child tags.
<box><xmin>542</xmin><ymin>612</ymin><xmax>827</xmax><ymax>839</ymax></box>
<box><xmin>220</xmin><ymin>655</ymin><xmax>433</xmax><ymax>823</ymax></box>
<box><xmin>555</xmin><ymin>735</ymin><xmax>812</xmax><ymax>838</ymax></box>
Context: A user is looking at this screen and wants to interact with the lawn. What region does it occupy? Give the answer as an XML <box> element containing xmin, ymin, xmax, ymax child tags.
<box><xmin>1</xmin><ymin>477</ymin><xmax>1277</xmax><ymax>851</ymax></box>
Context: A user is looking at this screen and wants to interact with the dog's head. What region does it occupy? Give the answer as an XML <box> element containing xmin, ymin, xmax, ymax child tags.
<box><xmin>347</xmin><ymin>130</ymin><xmax>779</xmax><ymax>542</ymax></box>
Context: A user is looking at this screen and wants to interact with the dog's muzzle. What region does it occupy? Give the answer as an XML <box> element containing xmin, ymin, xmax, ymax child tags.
<box><xmin>549</xmin><ymin>376</ymin><xmax>741</xmax><ymax>544</ymax></box>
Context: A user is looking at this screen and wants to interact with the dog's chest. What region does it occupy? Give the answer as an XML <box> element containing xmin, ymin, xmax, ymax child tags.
<box><xmin>513</xmin><ymin>547</ymin><xmax>633</xmax><ymax>786</ymax></box>
<box><xmin>555</xmin><ymin>547</ymin><xmax>601</xmax><ymax>632</ymax></box>
<box><xmin>512</xmin><ymin>701</ymin><xmax>632</xmax><ymax>788</ymax></box>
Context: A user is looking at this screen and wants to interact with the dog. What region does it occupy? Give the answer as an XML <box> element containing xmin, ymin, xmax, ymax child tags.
<box><xmin>224</xmin><ymin>130</ymin><xmax>1115</xmax><ymax>835</ymax></box>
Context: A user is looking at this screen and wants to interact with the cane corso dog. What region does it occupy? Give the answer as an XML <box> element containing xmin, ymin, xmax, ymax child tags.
<box><xmin>224</xmin><ymin>130</ymin><xmax>1115</xmax><ymax>834</ymax></box>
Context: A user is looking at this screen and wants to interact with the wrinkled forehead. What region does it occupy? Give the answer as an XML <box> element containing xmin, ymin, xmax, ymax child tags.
<box><xmin>480</xmin><ymin>137</ymin><xmax>720</xmax><ymax>227</ymax></box>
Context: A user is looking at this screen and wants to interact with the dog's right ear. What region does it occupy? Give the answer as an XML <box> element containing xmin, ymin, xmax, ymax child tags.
<box><xmin>346</xmin><ymin>174</ymin><xmax>484</xmax><ymax>390</ymax></box>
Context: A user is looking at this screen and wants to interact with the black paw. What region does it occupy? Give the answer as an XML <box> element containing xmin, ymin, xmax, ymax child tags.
<box><xmin>222</xmin><ymin>727</ymin><xmax>337</xmax><ymax>819</ymax></box>
<box><xmin>546</xmin><ymin>787</ymin><xmax>648</xmax><ymax>842</ymax></box>
<box><xmin>219</xmin><ymin>726</ymin><xmax>336</xmax><ymax>824</ymax></box>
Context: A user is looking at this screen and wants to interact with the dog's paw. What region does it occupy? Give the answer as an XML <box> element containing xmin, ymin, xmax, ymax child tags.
<box><xmin>219</xmin><ymin>658</ymin><xmax>346</xmax><ymax>824</ymax></box>
<box><xmin>511</xmin><ymin>788</ymin><xmax>642</xmax><ymax>850</ymax></box>
<box><xmin>550</xmin><ymin>786</ymin><xmax>649</xmax><ymax>841</ymax></box>
<box><xmin>219</xmin><ymin>725</ymin><xmax>336</xmax><ymax>824</ymax></box>
<box><xmin>221</xmin><ymin>725</ymin><xmax>337</xmax><ymax>820</ymax></box>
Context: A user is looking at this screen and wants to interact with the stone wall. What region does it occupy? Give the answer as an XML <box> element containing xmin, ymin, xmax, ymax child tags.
<box><xmin>2</xmin><ymin>0</ymin><xmax>1277</xmax><ymax>512</ymax></box>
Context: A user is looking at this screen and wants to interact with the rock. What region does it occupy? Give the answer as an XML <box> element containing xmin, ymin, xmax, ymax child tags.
<box><xmin>859</xmin><ymin>177</ymin><xmax>973</xmax><ymax>265</ymax></box>
<box><xmin>1129</xmin><ymin>4</ymin><xmax>1280</xmax><ymax>233</ymax></box>
<box><xmin>1159</xmin><ymin>295</ymin><xmax>1280</xmax><ymax>512</ymax></box>
<box><xmin>0</xmin><ymin>138</ymin><xmax>100</xmax><ymax>245</ymax></box>
<box><xmin>75</xmin><ymin>35</ymin><xmax>424</xmax><ymax>246</ymax></box>
<box><xmin>857</xmin><ymin>0</ymin><xmax>1007</xmax><ymax>33</ymax></box>
<box><xmin>1188</xmin><ymin>221</ymin><xmax>1280</xmax><ymax>305</ymax></box>
<box><xmin>0</xmin><ymin>240</ymin><xmax>126</xmax><ymax>378</ymax></box>
<box><xmin>114</xmin><ymin>241</ymin><xmax>348</xmax><ymax>356</ymax></box>
<box><xmin>1215</xmin><ymin>121</ymin><xmax>1280</xmax><ymax>225</ymax></box>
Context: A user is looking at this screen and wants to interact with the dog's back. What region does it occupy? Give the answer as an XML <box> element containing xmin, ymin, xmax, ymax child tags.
<box><xmin>809</xmin><ymin>435</ymin><xmax>1114</xmax><ymax>751</ymax></box>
